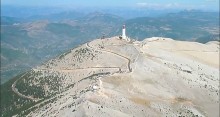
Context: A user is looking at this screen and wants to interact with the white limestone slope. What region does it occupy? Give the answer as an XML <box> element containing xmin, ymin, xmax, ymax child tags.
<box><xmin>25</xmin><ymin>37</ymin><xmax>219</xmax><ymax>117</ymax></box>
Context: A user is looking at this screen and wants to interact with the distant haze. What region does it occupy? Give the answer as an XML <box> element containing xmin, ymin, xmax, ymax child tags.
<box><xmin>1</xmin><ymin>0</ymin><xmax>219</xmax><ymax>11</ymax></box>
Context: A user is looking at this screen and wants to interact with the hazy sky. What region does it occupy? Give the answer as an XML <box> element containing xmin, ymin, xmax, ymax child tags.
<box><xmin>2</xmin><ymin>0</ymin><xmax>219</xmax><ymax>10</ymax></box>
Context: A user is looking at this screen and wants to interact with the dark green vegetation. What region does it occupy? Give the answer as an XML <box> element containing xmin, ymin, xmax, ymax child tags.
<box><xmin>1</xmin><ymin>10</ymin><xmax>219</xmax><ymax>84</ymax></box>
<box><xmin>0</xmin><ymin>70</ymin><xmax>68</xmax><ymax>117</ymax></box>
<box><xmin>1</xmin><ymin>72</ymin><xmax>37</xmax><ymax>117</ymax></box>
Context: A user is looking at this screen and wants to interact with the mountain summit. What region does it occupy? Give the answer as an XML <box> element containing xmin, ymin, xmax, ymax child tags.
<box><xmin>1</xmin><ymin>37</ymin><xmax>219</xmax><ymax>117</ymax></box>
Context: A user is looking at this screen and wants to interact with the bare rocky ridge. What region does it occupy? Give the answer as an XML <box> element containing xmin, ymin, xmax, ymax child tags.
<box><xmin>11</xmin><ymin>37</ymin><xmax>219</xmax><ymax>117</ymax></box>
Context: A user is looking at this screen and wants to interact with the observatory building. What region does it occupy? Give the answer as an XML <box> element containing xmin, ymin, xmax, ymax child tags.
<box><xmin>122</xmin><ymin>25</ymin><xmax>126</xmax><ymax>40</ymax></box>
<box><xmin>120</xmin><ymin>24</ymin><xmax>130</xmax><ymax>42</ymax></box>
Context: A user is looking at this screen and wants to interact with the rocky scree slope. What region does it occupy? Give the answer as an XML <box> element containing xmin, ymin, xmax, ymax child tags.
<box><xmin>1</xmin><ymin>37</ymin><xmax>219</xmax><ymax>117</ymax></box>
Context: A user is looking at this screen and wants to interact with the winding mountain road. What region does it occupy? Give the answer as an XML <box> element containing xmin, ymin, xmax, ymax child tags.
<box><xmin>11</xmin><ymin>42</ymin><xmax>132</xmax><ymax>101</ymax></box>
<box><xmin>11</xmin><ymin>72</ymin><xmax>40</xmax><ymax>101</ymax></box>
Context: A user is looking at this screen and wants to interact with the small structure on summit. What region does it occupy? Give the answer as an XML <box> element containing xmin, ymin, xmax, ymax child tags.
<box><xmin>122</xmin><ymin>25</ymin><xmax>126</xmax><ymax>40</ymax></box>
<box><xmin>119</xmin><ymin>24</ymin><xmax>130</xmax><ymax>42</ymax></box>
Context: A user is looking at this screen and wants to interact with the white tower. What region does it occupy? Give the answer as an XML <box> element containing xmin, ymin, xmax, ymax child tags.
<box><xmin>122</xmin><ymin>25</ymin><xmax>126</xmax><ymax>40</ymax></box>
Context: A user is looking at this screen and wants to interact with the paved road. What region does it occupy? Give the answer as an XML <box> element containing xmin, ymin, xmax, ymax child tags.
<box><xmin>34</xmin><ymin>67</ymin><xmax>120</xmax><ymax>72</ymax></box>
<box><xmin>86</xmin><ymin>42</ymin><xmax>132</xmax><ymax>72</ymax></box>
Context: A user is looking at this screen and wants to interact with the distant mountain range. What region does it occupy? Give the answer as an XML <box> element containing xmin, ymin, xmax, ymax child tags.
<box><xmin>124</xmin><ymin>10</ymin><xmax>219</xmax><ymax>42</ymax></box>
<box><xmin>1</xmin><ymin>5</ymin><xmax>182</xmax><ymax>19</ymax></box>
<box><xmin>1</xmin><ymin>10</ymin><xmax>219</xmax><ymax>83</ymax></box>
<box><xmin>1</xmin><ymin>12</ymin><xmax>122</xmax><ymax>83</ymax></box>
